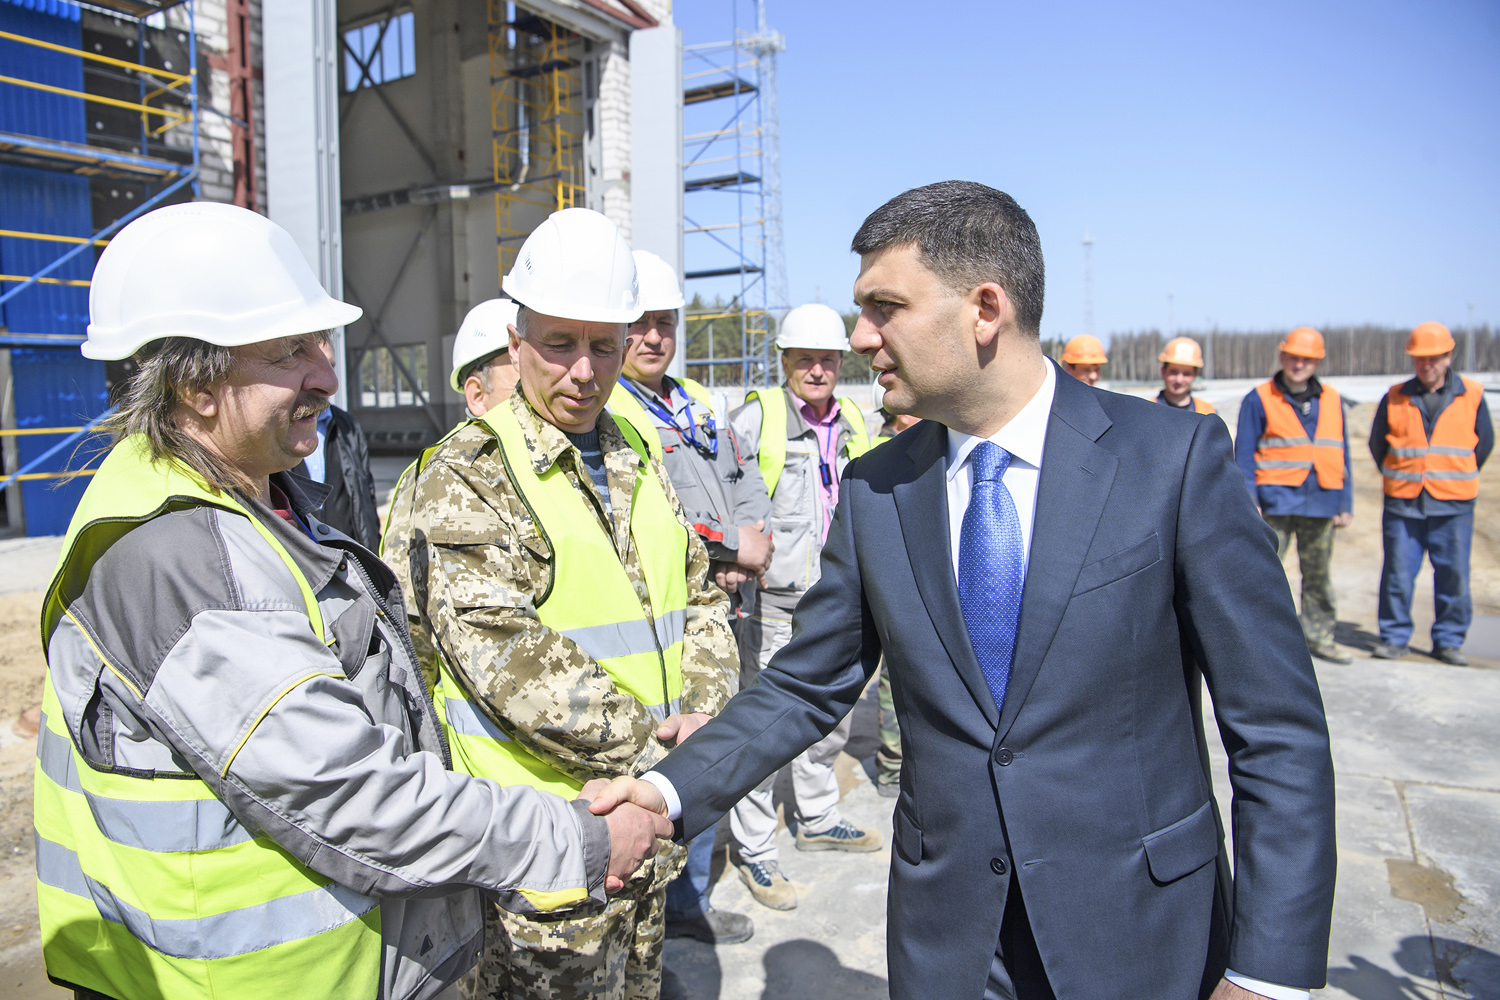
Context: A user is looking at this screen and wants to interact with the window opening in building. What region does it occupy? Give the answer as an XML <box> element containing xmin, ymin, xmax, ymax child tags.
<box><xmin>358</xmin><ymin>345</ymin><xmax>427</xmax><ymax>407</ymax></box>
<box><xmin>343</xmin><ymin>10</ymin><xmax>416</xmax><ymax>91</ymax></box>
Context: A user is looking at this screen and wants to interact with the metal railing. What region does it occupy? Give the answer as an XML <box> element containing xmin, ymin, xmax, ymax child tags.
<box><xmin>0</xmin><ymin>414</ymin><xmax>112</xmax><ymax>493</ymax></box>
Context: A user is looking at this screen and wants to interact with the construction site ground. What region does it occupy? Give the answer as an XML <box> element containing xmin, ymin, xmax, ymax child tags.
<box><xmin>1</xmin><ymin>400</ymin><xmax>1498</xmax><ymax>999</ymax></box>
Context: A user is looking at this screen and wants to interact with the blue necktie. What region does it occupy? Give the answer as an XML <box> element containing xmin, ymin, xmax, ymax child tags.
<box><xmin>958</xmin><ymin>442</ymin><xmax>1024</xmax><ymax>711</ymax></box>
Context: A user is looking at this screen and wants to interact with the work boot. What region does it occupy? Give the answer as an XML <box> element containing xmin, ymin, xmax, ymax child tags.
<box><xmin>1433</xmin><ymin>647</ymin><xmax>1470</xmax><ymax>666</ymax></box>
<box><xmin>1309</xmin><ymin>644</ymin><xmax>1353</xmax><ymax>665</ymax></box>
<box><xmin>734</xmin><ymin>858</ymin><xmax>798</xmax><ymax>910</ymax></box>
<box><xmin>875</xmin><ymin>780</ymin><xmax>900</xmax><ymax>799</ymax></box>
<box><xmin>665</xmin><ymin>906</ymin><xmax>754</xmax><ymax>945</ymax></box>
<box><xmin>795</xmin><ymin>819</ymin><xmax>884</xmax><ymax>853</ymax></box>
<box><xmin>1371</xmin><ymin>643</ymin><xmax>1408</xmax><ymax>660</ymax></box>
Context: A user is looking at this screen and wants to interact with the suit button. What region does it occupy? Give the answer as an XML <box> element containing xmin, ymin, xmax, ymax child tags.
<box><xmin>993</xmin><ymin>747</ymin><xmax>1014</xmax><ymax>766</ymax></box>
<box><xmin>990</xmin><ymin>858</ymin><xmax>1008</xmax><ymax>876</ymax></box>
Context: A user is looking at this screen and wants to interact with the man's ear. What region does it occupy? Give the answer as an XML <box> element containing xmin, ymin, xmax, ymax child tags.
<box><xmin>508</xmin><ymin>323</ymin><xmax>520</xmax><ymax>355</ymax></box>
<box><xmin>181</xmin><ymin>385</ymin><xmax>219</xmax><ymax>420</ymax></box>
<box><xmin>971</xmin><ymin>282</ymin><xmax>1012</xmax><ymax>349</ymax></box>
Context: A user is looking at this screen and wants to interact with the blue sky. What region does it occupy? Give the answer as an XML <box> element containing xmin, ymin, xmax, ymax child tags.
<box><xmin>674</xmin><ymin>0</ymin><xmax>1499</xmax><ymax>342</ymax></box>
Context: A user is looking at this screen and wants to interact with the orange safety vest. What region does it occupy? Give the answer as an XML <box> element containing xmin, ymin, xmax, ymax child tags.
<box><xmin>1380</xmin><ymin>377</ymin><xmax>1483</xmax><ymax>501</ymax></box>
<box><xmin>1253</xmin><ymin>381</ymin><xmax>1345</xmax><ymax>490</ymax></box>
<box><xmin>1156</xmin><ymin>393</ymin><xmax>1216</xmax><ymax>415</ymax></box>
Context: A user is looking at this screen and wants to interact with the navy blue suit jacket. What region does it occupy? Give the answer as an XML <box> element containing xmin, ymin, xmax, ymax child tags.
<box><xmin>654</xmin><ymin>363</ymin><xmax>1336</xmax><ymax>999</ymax></box>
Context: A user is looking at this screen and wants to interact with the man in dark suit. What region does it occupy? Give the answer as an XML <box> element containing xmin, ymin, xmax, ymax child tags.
<box><xmin>588</xmin><ymin>181</ymin><xmax>1336</xmax><ymax>1000</ymax></box>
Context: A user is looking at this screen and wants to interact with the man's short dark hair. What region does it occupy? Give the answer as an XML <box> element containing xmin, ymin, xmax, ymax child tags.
<box><xmin>851</xmin><ymin>181</ymin><xmax>1045</xmax><ymax>338</ymax></box>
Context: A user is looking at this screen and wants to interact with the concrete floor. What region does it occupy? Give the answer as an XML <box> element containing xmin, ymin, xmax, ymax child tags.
<box><xmin>663</xmin><ymin>646</ymin><xmax>1500</xmax><ymax>1000</ymax></box>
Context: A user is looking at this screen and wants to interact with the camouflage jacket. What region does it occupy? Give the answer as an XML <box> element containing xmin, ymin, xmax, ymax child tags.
<box><xmin>409</xmin><ymin>390</ymin><xmax>736</xmax><ymax>784</ymax></box>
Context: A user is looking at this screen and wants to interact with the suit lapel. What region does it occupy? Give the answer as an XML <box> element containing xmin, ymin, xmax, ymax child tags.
<box><xmin>893</xmin><ymin>421</ymin><xmax>1001</xmax><ymax>729</ymax></box>
<box><xmin>999</xmin><ymin>366</ymin><xmax>1117</xmax><ymax>740</ymax></box>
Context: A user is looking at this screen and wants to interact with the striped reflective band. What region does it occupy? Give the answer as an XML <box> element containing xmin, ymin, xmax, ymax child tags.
<box><xmin>1388</xmin><ymin>447</ymin><xmax>1428</xmax><ymax>458</ymax></box>
<box><xmin>1256</xmin><ymin>460</ymin><xmax>1314</xmax><ymax>469</ymax></box>
<box><xmin>1381</xmin><ymin>465</ymin><xmax>1424</xmax><ymax>482</ymax></box>
<box><xmin>1314</xmin><ymin>438</ymin><xmax>1344</xmax><ymax>448</ymax></box>
<box><xmin>642</xmin><ymin>698</ymin><xmax>683</xmax><ymax>724</ymax></box>
<box><xmin>37</xmin><ymin>720</ymin><xmax>251</xmax><ymax>853</ymax></box>
<box><xmin>36</xmin><ymin>833</ymin><xmax>376</xmax><ymax>960</ymax></box>
<box><xmin>1425</xmin><ymin>469</ymin><xmax>1480</xmax><ymax>480</ymax></box>
<box><xmin>1429</xmin><ymin>445</ymin><xmax>1474</xmax><ymax>456</ymax></box>
<box><xmin>562</xmin><ymin>608</ymin><xmax>686</xmax><ymax>662</ymax></box>
<box><xmin>442</xmin><ymin>698</ymin><xmax>512</xmax><ymax>741</ymax></box>
<box><xmin>1259</xmin><ymin>436</ymin><xmax>1311</xmax><ymax>448</ymax></box>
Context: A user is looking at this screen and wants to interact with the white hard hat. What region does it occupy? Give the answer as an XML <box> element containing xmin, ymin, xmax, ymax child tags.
<box><xmin>502</xmin><ymin>208</ymin><xmax>641</xmax><ymax>324</ymax></box>
<box><xmin>775</xmin><ymin>303</ymin><xmax>849</xmax><ymax>352</ymax></box>
<box><xmin>83</xmin><ymin>202</ymin><xmax>361</xmax><ymax>361</ymax></box>
<box><xmin>631</xmin><ymin>250</ymin><xmax>685</xmax><ymax>312</ymax></box>
<box><xmin>450</xmin><ymin>298</ymin><xmax>520</xmax><ymax>392</ymax></box>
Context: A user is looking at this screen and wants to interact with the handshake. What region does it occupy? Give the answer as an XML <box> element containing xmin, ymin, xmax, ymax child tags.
<box><xmin>573</xmin><ymin>711</ymin><xmax>710</xmax><ymax>893</ymax></box>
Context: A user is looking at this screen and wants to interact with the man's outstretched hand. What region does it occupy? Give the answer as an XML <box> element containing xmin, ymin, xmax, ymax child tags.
<box><xmin>585</xmin><ymin>774</ymin><xmax>670</xmax><ymax>822</ymax></box>
<box><xmin>576</xmin><ymin>779</ymin><xmax>673</xmax><ymax>894</ymax></box>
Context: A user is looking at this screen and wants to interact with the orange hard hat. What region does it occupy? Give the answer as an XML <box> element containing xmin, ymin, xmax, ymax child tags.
<box><xmin>1278</xmin><ymin>327</ymin><xmax>1325</xmax><ymax>360</ymax></box>
<box><xmin>1061</xmin><ymin>334</ymin><xmax>1108</xmax><ymax>365</ymax></box>
<box><xmin>1158</xmin><ymin>336</ymin><xmax>1204</xmax><ymax>368</ymax></box>
<box><xmin>1406</xmin><ymin>321</ymin><xmax>1455</xmax><ymax>357</ymax></box>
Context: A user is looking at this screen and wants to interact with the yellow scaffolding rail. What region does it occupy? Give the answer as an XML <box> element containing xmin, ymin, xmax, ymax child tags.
<box><xmin>0</xmin><ymin>29</ymin><xmax>194</xmax><ymax>138</ymax></box>
<box><xmin>487</xmin><ymin>2</ymin><xmax>584</xmax><ymax>282</ymax></box>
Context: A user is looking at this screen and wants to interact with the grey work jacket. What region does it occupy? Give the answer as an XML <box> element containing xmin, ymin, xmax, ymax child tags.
<box><xmin>618</xmin><ymin>376</ymin><xmax>772</xmax><ymax>563</ymax></box>
<box><xmin>731</xmin><ymin>392</ymin><xmax>862</xmax><ymax>602</ymax></box>
<box><xmin>45</xmin><ymin>471</ymin><xmax>610</xmax><ymax>1000</ymax></box>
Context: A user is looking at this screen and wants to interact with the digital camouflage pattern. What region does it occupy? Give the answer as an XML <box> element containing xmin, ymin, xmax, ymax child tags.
<box><xmin>379</xmin><ymin>451</ymin><xmax>445</xmax><ymax>691</ymax></box>
<box><xmin>408</xmin><ymin>388</ymin><xmax>735</xmax><ymax>783</ymax></box>
<box><xmin>876</xmin><ymin>660</ymin><xmax>902</xmax><ymax>787</ymax></box>
<box><xmin>1265</xmin><ymin>513</ymin><xmax>1339</xmax><ymax>650</ymax></box>
<box><xmin>459</xmin><ymin>853</ymin><xmax>678</xmax><ymax>1000</ymax></box>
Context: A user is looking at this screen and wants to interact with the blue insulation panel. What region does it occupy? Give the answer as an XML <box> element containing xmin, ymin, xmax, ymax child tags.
<box><xmin>1</xmin><ymin>3</ymin><xmax>102</xmax><ymax>535</ymax></box>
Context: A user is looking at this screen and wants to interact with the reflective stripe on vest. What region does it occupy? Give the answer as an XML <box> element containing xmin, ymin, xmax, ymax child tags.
<box><xmin>748</xmin><ymin>387</ymin><xmax>872</xmax><ymax>496</ymax></box>
<box><xmin>35</xmin><ymin>437</ymin><xmax>381</xmax><ymax>999</ymax></box>
<box><xmin>432</xmin><ymin>404</ymin><xmax>689</xmax><ymax>819</ymax></box>
<box><xmin>607</xmin><ymin>376</ymin><xmax>716</xmax><ymax>462</ymax></box>
<box><xmin>1252</xmin><ymin>381</ymin><xmax>1345</xmax><ymax>490</ymax></box>
<box><xmin>1380</xmin><ymin>377</ymin><xmax>1483</xmax><ymax>500</ymax></box>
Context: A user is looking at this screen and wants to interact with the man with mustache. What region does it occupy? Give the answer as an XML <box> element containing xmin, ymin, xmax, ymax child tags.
<box><xmin>590</xmin><ymin>181</ymin><xmax>1336</xmax><ymax>1000</ymax></box>
<box><xmin>608</xmin><ymin>249</ymin><xmax>771</xmax><ymax>947</ymax></box>
<box><xmin>33</xmin><ymin>203</ymin><xmax>670</xmax><ymax>1000</ymax></box>
<box><xmin>407</xmin><ymin>209</ymin><xmax>736</xmax><ymax>999</ymax></box>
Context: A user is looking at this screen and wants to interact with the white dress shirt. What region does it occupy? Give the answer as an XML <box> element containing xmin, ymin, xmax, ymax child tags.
<box><xmin>642</xmin><ymin>358</ymin><xmax>1303</xmax><ymax>1000</ymax></box>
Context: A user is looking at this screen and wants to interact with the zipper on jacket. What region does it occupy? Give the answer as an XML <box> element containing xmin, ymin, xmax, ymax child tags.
<box><xmin>345</xmin><ymin>553</ymin><xmax>454</xmax><ymax>769</ymax></box>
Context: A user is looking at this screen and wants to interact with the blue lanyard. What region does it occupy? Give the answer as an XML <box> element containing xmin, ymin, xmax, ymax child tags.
<box><xmin>622</xmin><ymin>379</ymin><xmax>718</xmax><ymax>457</ymax></box>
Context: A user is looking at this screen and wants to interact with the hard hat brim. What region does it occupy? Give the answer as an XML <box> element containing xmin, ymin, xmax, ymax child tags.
<box><xmin>449</xmin><ymin>344</ymin><xmax>509</xmax><ymax>393</ymax></box>
<box><xmin>636</xmin><ymin>294</ymin><xmax>686</xmax><ymax>312</ymax></box>
<box><xmin>82</xmin><ymin>298</ymin><xmax>363</xmax><ymax>361</ymax></box>
<box><xmin>502</xmin><ymin>275</ymin><xmax>644</xmax><ymax>325</ymax></box>
<box><xmin>1405</xmin><ymin>342</ymin><xmax>1456</xmax><ymax>357</ymax></box>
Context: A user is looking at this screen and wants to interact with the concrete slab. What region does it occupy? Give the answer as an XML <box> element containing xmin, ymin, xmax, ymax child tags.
<box><xmin>1315</xmin><ymin>659</ymin><xmax>1500</xmax><ymax>793</ymax></box>
<box><xmin>0</xmin><ymin>537</ymin><xmax>62</xmax><ymax>595</ymax></box>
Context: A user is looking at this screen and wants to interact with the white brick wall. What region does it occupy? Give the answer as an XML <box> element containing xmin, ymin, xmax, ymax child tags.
<box><xmin>597</xmin><ymin>37</ymin><xmax>631</xmax><ymax>239</ymax></box>
<box><xmin>162</xmin><ymin>0</ymin><xmax>267</xmax><ymax>211</ymax></box>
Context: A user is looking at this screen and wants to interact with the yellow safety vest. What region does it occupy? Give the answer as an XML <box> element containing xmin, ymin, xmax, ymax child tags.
<box><xmin>606</xmin><ymin>376</ymin><xmax>716</xmax><ymax>461</ymax></box>
<box><xmin>747</xmin><ymin>386</ymin><xmax>871</xmax><ymax>496</ymax></box>
<box><xmin>432</xmin><ymin>405</ymin><xmax>689</xmax><ymax>808</ymax></box>
<box><xmin>34</xmin><ymin>436</ymin><xmax>381</xmax><ymax>1000</ymax></box>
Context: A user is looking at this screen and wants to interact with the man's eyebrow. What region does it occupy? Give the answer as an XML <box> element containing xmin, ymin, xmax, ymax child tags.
<box><xmin>854</xmin><ymin>286</ymin><xmax>903</xmax><ymax>306</ymax></box>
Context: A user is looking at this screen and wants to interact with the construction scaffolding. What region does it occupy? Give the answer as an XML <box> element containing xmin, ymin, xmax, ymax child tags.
<box><xmin>0</xmin><ymin>0</ymin><xmax>201</xmax><ymax>535</ymax></box>
<box><xmin>488</xmin><ymin>0</ymin><xmax>585</xmax><ymax>281</ymax></box>
<box><xmin>680</xmin><ymin>0</ymin><xmax>785</xmax><ymax>388</ymax></box>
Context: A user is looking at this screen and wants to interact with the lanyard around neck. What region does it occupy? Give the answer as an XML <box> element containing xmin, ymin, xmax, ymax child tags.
<box><xmin>623</xmin><ymin>379</ymin><xmax>718</xmax><ymax>457</ymax></box>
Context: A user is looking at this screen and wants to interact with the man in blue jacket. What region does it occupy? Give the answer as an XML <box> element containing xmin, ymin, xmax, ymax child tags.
<box><xmin>1234</xmin><ymin>327</ymin><xmax>1354</xmax><ymax>664</ymax></box>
